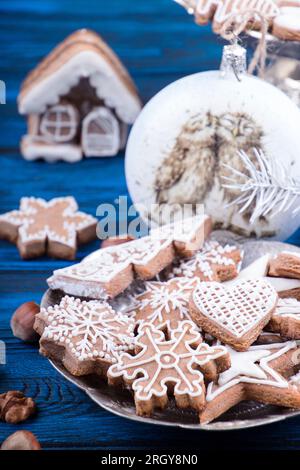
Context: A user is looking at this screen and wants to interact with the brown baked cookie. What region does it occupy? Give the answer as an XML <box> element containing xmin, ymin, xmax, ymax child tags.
<box><xmin>150</xmin><ymin>214</ymin><xmax>212</xmax><ymax>258</ymax></box>
<box><xmin>272</xmin><ymin>7</ymin><xmax>300</xmax><ymax>40</ymax></box>
<box><xmin>169</xmin><ymin>240</ymin><xmax>242</xmax><ymax>282</ymax></box>
<box><xmin>0</xmin><ymin>196</ymin><xmax>97</xmax><ymax>260</ymax></box>
<box><xmin>108</xmin><ymin>320</ymin><xmax>230</xmax><ymax>417</ymax></box>
<box><xmin>34</xmin><ymin>295</ymin><xmax>135</xmax><ymax>376</ymax></box>
<box><xmin>134</xmin><ymin>277</ymin><xmax>199</xmax><ymax>335</ymax></box>
<box><xmin>268</xmin><ymin>298</ymin><xmax>300</xmax><ymax>339</ymax></box>
<box><xmin>190</xmin><ymin>279</ymin><xmax>278</xmax><ymax>351</ymax></box>
<box><xmin>48</xmin><ymin>214</ymin><xmax>212</xmax><ymax>299</ymax></box>
<box><xmin>269</xmin><ymin>251</ymin><xmax>300</xmax><ymax>280</ymax></box>
<box><xmin>200</xmin><ymin>339</ymin><xmax>300</xmax><ymax>424</ymax></box>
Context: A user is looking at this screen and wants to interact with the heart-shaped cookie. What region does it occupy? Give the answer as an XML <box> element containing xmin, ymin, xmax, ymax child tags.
<box><xmin>190</xmin><ymin>279</ymin><xmax>278</xmax><ymax>351</ymax></box>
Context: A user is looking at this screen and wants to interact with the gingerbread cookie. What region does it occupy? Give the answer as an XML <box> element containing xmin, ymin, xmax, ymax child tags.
<box><xmin>34</xmin><ymin>295</ymin><xmax>135</xmax><ymax>376</ymax></box>
<box><xmin>169</xmin><ymin>240</ymin><xmax>242</xmax><ymax>282</ymax></box>
<box><xmin>272</xmin><ymin>7</ymin><xmax>300</xmax><ymax>40</ymax></box>
<box><xmin>200</xmin><ymin>340</ymin><xmax>300</xmax><ymax>424</ymax></box>
<box><xmin>150</xmin><ymin>214</ymin><xmax>212</xmax><ymax>257</ymax></box>
<box><xmin>18</xmin><ymin>29</ymin><xmax>142</xmax><ymax>162</ymax></box>
<box><xmin>134</xmin><ymin>277</ymin><xmax>198</xmax><ymax>335</ymax></box>
<box><xmin>269</xmin><ymin>251</ymin><xmax>300</xmax><ymax>280</ymax></box>
<box><xmin>268</xmin><ymin>298</ymin><xmax>300</xmax><ymax>339</ymax></box>
<box><xmin>108</xmin><ymin>320</ymin><xmax>230</xmax><ymax>416</ymax></box>
<box><xmin>176</xmin><ymin>0</ymin><xmax>279</xmax><ymax>30</ymax></box>
<box><xmin>48</xmin><ymin>214</ymin><xmax>211</xmax><ymax>299</ymax></box>
<box><xmin>0</xmin><ymin>196</ymin><xmax>97</xmax><ymax>260</ymax></box>
<box><xmin>190</xmin><ymin>279</ymin><xmax>278</xmax><ymax>351</ymax></box>
<box><xmin>226</xmin><ymin>253</ymin><xmax>300</xmax><ymax>300</ymax></box>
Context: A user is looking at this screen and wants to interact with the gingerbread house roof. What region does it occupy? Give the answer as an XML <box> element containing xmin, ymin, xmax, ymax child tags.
<box><xmin>18</xmin><ymin>29</ymin><xmax>142</xmax><ymax>124</ymax></box>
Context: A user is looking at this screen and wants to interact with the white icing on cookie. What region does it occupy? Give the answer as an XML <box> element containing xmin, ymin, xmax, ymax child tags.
<box><xmin>206</xmin><ymin>341</ymin><xmax>296</xmax><ymax>401</ymax></box>
<box><xmin>181</xmin><ymin>0</ymin><xmax>279</xmax><ymax>23</ymax></box>
<box><xmin>48</xmin><ymin>214</ymin><xmax>210</xmax><ymax>296</ymax></box>
<box><xmin>108</xmin><ymin>320</ymin><xmax>228</xmax><ymax>401</ymax></box>
<box><xmin>274</xmin><ymin>6</ymin><xmax>300</xmax><ymax>31</ymax></box>
<box><xmin>19</xmin><ymin>51</ymin><xmax>141</xmax><ymax>124</ymax></box>
<box><xmin>135</xmin><ymin>277</ymin><xmax>198</xmax><ymax>331</ymax></box>
<box><xmin>170</xmin><ymin>240</ymin><xmax>239</xmax><ymax>281</ymax></box>
<box><xmin>274</xmin><ymin>298</ymin><xmax>300</xmax><ymax>318</ymax></box>
<box><xmin>192</xmin><ymin>279</ymin><xmax>278</xmax><ymax>338</ymax></box>
<box><xmin>0</xmin><ymin>196</ymin><xmax>96</xmax><ymax>248</ymax></box>
<box><xmin>39</xmin><ymin>295</ymin><xmax>135</xmax><ymax>362</ymax></box>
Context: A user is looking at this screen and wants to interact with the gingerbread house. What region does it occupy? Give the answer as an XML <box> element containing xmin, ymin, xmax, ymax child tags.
<box><xmin>18</xmin><ymin>29</ymin><xmax>142</xmax><ymax>162</ymax></box>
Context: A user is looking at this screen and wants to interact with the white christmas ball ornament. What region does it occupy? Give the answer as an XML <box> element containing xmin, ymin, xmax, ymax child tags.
<box><xmin>125</xmin><ymin>47</ymin><xmax>300</xmax><ymax>240</ymax></box>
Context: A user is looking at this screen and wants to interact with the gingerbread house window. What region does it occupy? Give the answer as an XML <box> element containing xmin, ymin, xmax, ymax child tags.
<box><xmin>82</xmin><ymin>107</ymin><xmax>120</xmax><ymax>157</ymax></box>
<box><xmin>40</xmin><ymin>103</ymin><xmax>78</xmax><ymax>143</ymax></box>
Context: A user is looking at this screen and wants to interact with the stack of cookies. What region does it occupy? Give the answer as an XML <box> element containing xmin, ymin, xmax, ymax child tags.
<box><xmin>34</xmin><ymin>215</ymin><xmax>300</xmax><ymax>424</ymax></box>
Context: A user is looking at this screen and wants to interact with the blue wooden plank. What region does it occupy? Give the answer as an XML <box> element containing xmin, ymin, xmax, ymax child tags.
<box><xmin>0</xmin><ymin>0</ymin><xmax>300</xmax><ymax>451</ymax></box>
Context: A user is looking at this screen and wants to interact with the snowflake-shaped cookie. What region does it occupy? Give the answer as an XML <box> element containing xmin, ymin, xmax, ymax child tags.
<box><xmin>0</xmin><ymin>196</ymin><xmax>97</xmax><ymax>259</ymax></box>
<box><xmin>135</xmin><ymin>277</ymin><xmax>199</xmax><ymax>334</ymax></box>
<box><xmin>34</xmin><ymin>295</ymin><xmax>135</xmax><ymax>376</ymax></box>
<box><xmin>169</xmin><ymin>240</ymin><xmax>242</xmax><ymax>282</ymax></box>
<box><xmin>108</xmin><ymin>320</ymin><xmax>229</xmax><ymax>416</ymax></box>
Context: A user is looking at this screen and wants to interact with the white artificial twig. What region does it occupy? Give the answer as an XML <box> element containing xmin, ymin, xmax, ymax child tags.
<box><xmin>222</xmin><ymin>148</ymin><xmax>300</xmax><ymax>224</ymax></box>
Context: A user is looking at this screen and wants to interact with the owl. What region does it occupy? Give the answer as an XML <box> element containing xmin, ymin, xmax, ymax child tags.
<box><xmin>155</xmin><ymin>112</ymin><xmax>218</xmax><ymax>205</ymax></box>
<box><xmin>154</xmin><ymin>111</ymin><xmax>264</xmax><ymax>223</ymax></box>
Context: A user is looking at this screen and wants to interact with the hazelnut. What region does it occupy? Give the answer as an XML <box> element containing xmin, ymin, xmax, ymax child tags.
<box><xmin>101</xmin><ymin>234</ymin><xmax>135</xmax><ymax>249</ymax></box>
<box><xmin>1</xmin><ymin>431</ymin><xmax>41</xmax><ymax>450</ymax></box>
<box><xmin>0</xmin><ymin>391</ymin><xmax>36</xmax><ymax>424</ymax></box>
<box><xmin>11</xmin><ymin>301</ymin><xmax>40</xmax><ymax>342</ymax></box>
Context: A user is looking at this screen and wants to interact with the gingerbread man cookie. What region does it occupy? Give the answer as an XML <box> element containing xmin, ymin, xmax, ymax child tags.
<box><xmin>200</xmin><ymin>340</ymin><xmax>300</xmax><ymax>423</ymax></box>
<box><xmin>48</xmin><ymin>214</ymin><xmax>211</xmax><ymax>299</ymax></box>
<box><xmin>0</xmin><ymin>196</ymin><xmax>97</xmax><ymax>260</ymax></box>
<box><xmin>34</xmin><ymin>296</ymin><xmax>135</xmax><ymax>376</ymax></box>
<box><xmin>190</xmin><ymin>279</ymin><xmax>278</xmax><ymax>351</ymax></box>
<box><xmin>134</xmin><ymin>277</ymin><xmax>198</xmax><ymax>335</ymax></box>
<box><xmin>169</xmin><ymin>240</ymin><xmax>242</xmax><ymax>282</ymax></box>
<box><xmin>108</xmin><ymin>320</ymin><xmax>230</xmax><ymax>416</ymax></box>
<box><xmin>268</xmin><ymin>298</ymin><xmax>300</xmax><ymax>339</ymax></box>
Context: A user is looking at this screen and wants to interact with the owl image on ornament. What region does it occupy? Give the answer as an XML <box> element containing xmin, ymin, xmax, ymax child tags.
<box><xmin>155</xmin><ymin>111</ymin><xmax>264</xmax><ymax>208</ymax></box>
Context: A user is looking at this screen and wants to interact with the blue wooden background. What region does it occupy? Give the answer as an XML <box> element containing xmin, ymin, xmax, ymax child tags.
<box><xmin>1</xmin><ymin>0</ymin><xmax>300</xmax><ymax>451</ymax></box>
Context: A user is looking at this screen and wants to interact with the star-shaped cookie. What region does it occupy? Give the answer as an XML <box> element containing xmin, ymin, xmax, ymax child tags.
<box><xmin>0</xmin><ymin>196</ymin><xmax>97</xmax><ymax>259</ymax></box>
<box><xmin>200</xmin><ymin>340</ymin><xmax>300</xmax><ymax>423</ymax></box>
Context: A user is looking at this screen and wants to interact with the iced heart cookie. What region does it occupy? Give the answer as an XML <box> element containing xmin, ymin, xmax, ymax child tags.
<box><xmin>268</xmin><ymin>298</ymin><xmax>300</xmax><ymax>339</ymax></box>
<box><xmin>134</xmin><ymin>277</ymin><xmax>198</xmax><ymax>335</ymax></box>
<box><xmin>200</xmin><ymin>340</ymin><xmax>300</xmax><ymax>424</ymax></box>
<box><xmin>269</xmin><ymin>251</ymin><xmax>300</xmax><ymax>280</ymax></box>
<box><xmin>0</xmin><ymin>196</ymin><xmax>97</xmax><ymax>260</ymax></box>
<box><xmin>169</xmin><ymin>240</ymin><xmax>242</xmax><ymax>282</ymax></box>
<box><xmin>190</xmin><ymin>279</ymin><xmax>278</xmax><ymax>351</ymax></box>
<box><xmin>108</xmin><ymin>320</ymin><xmax>230</xmax><ymax>417</ymax></box>
<box><xmin>272</xmin><ymin>7</ymin><xmax>300</xmax><ymax>40</ymax></box>
<box><xmin>48</xmin><ymin>214</ymin><xmax>211</xmax><ymax>299</ymax></box>
<box><xmin>34</xmin><ymin>295</ymin><xmax>135</xmax><ymax>376</ymax></box>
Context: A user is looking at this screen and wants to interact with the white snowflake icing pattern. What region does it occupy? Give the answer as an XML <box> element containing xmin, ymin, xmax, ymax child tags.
<box><xmin>170</xmin><ymin>241</ymin><xmax>239</xmax><ymax>280</ymax></box>
<box><xmin>40</xmin><ymin>296</ymin><xmax>135</xmax><ymax>362</ymax></box>
<box><xmin>108</xmin><ymin>320</ymin><xmax>228</xmax><ymax>401</ymax></box>
<box><xmin>135</xmin><ymin>278</ymin><xmax>198</xmax><ymax>331</ymax></box>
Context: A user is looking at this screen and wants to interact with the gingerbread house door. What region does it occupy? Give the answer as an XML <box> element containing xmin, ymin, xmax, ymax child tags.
<box><xmin>82</xmin><ymin>107</ymin><xmax>120</xmax><ymax>157</ymax></box>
